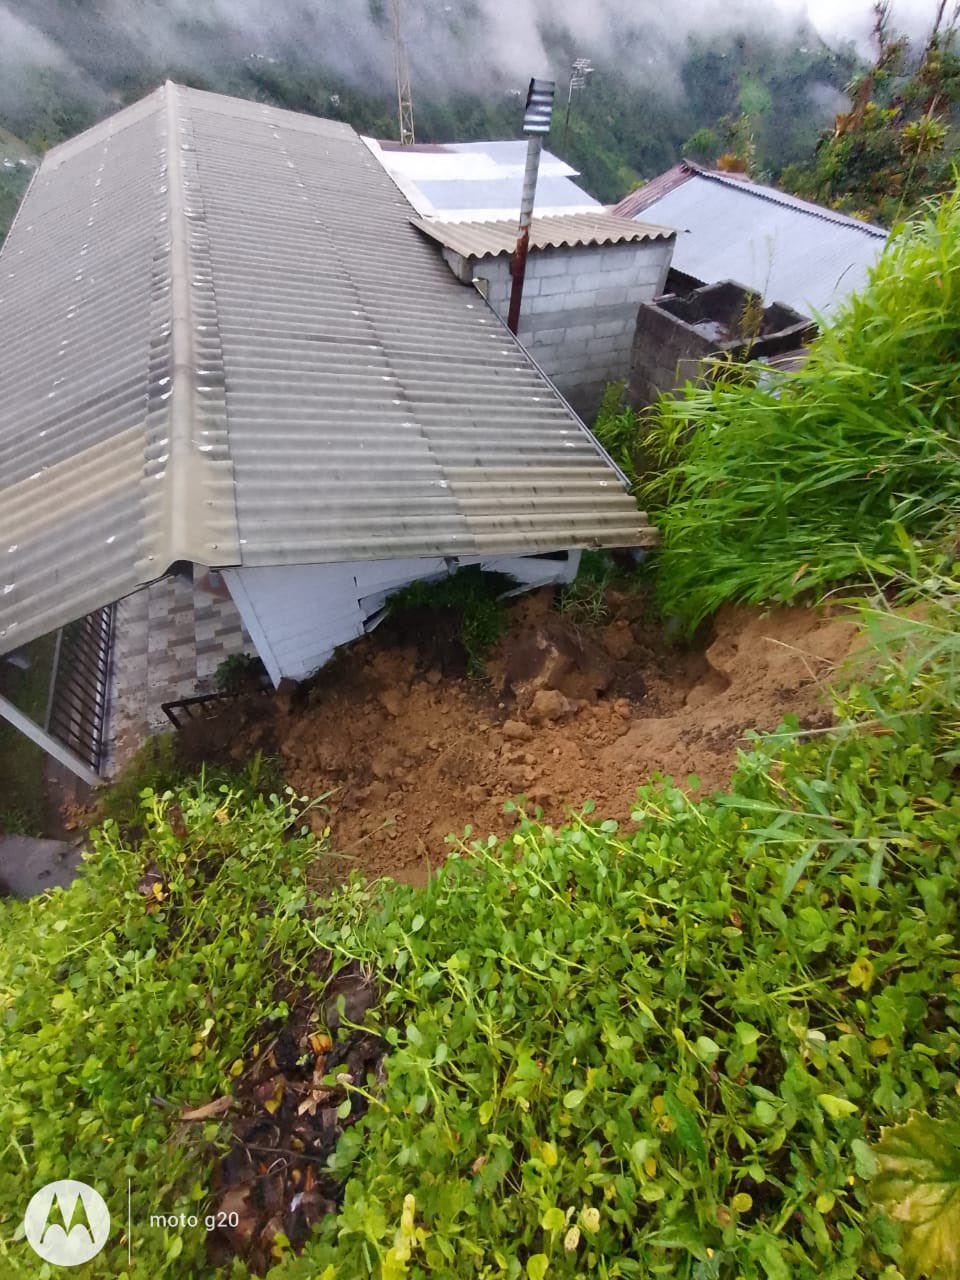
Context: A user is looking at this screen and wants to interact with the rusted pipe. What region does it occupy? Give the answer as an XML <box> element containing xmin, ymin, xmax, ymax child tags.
<box><xmin>507</xmin><ymin>135</ymin><xmax>543</xmax><ymax>335</ymax></box>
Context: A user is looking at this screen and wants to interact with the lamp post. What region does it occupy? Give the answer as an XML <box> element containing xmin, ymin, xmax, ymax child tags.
<box><xmin>507</xmin><ymin>77</ymin><xmax>555</xmax><ymax>336</ymax></box>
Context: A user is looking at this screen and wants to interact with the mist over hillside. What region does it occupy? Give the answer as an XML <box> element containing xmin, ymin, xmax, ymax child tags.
<box><xmin>0</xmin><ymin>0</ymin><xmax>938</xmax><ymax>207</ymax></box>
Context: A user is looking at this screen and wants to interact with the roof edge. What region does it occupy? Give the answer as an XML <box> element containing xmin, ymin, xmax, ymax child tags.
<box><xmin>679</xmin><ymin>162</ymin><xmax>888</xmax><ymax>237</ymax></box>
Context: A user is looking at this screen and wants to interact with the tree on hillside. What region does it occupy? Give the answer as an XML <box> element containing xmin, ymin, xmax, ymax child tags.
<box><xmin>782</xmin><ymin>1</ymin><xmax>960</xmax><ymax>224</ymax></box>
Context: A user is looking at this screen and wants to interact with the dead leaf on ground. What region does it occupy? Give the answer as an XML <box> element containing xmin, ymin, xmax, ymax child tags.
<box><xmin>181</xmin><ymin>1095</ymin><xmax>234</xmax><ymax>1121</ymax></box>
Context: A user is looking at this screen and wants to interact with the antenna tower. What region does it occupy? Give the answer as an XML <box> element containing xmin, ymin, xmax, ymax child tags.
<box><xmin>391</xmin><ymin>0</ymin><xmax>416</xmax><ymax>145</ymax></box>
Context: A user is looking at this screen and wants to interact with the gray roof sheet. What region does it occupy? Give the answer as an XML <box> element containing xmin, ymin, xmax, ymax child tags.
<box><xmin>411</xmin><ymin>211</ymin><xmax>675</xmax><ymax>259</ymax></box>
<box><xmin>613</xmin><ymin>164</ymin><xmax>887</xmax><ymax>316</ymax></box>
<box><xmin>0</xmin><ymin>83</ymin><xmax>652</xmax><ymax>656</ymax></box>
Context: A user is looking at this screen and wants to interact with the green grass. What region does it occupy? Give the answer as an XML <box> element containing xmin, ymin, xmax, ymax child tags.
<box><xmin>0</xmin><ymin>634</ymin><xmax>56</xmax><ymax>835</ymax></box>
<box><xmin>0</xmin><ymin>577</ymin><xmax>957</xmax><ymax>1278</ymax></box>
<box><xmin>639</xmin><ymin>189</ymin><xmax>960</xmax><ymax>631</ymax></box>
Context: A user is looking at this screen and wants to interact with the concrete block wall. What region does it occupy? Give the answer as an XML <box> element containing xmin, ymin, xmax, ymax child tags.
<box><xmin>471</xmin><ymin>238</ymin><xmax>674</xmax><ymax>417</ymax></box>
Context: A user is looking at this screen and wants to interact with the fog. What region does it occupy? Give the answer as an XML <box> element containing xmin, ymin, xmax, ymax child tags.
<box><xmin>0</xmin><ymin>0</ymin><xmax>952</xmax><ymax>108</ymax></box>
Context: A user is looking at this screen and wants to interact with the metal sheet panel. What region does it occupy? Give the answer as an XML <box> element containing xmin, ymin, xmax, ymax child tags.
<box><xmin>0</xmin><ymin>83</ymin><xmax>654</xmax><ymax>657</ymax></box>
<box><xmin>615</xmin><ymin>168</ymin><xmax>887</xmax><ymax>317</ymax></box>
<box><xmin>367</xmin><ymin>137</ymin><xmax>600</xmax><ymax>220</ymax></box>
<box><xmin>410</xmin><ymin>212</ymin><xmax>675</xmax><ymax>259</ymax></box>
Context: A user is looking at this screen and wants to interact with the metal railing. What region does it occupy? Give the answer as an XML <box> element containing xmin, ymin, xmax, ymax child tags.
<box><xmin>45</xmin><ymin>605</ymin><xmax>115</xmax><ymax>773</ymax></box>
<box><xmin>161</xmin><ymin>686</ymin><xmax>270</xmax><ymax>729</ymax></box>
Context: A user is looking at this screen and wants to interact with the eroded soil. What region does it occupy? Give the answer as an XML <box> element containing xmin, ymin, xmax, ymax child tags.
<box><xmin>208</xmin><ymin>588</ymin><xmax>857</xmax><ymax>886</ymax></box>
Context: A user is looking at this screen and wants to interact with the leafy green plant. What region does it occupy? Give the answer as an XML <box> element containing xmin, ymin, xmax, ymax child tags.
<box><xmin>591</xmin><ymin>380</ymin><xmax>645</xmax><ymax>489</ymax></box>
<box><xmin>644</xmin><ymin>190</ymin><xmax>960</xmax><ymax>631</ymax></box>
<box><xmin>272</xmin><ymin>578</ymin><xmax>960</xmax><ymax>1280</ymax></box>
<box><xmin>387</xmin><ymin>567</ymin><xmax>515</xmax><ymax>676</ymax></box>
<box><xmin>870</xmin><ymin>1111</ymin><xmax>960</xmax><ymax>1280</ymax></box>
<box><xmin>1</xmin><ymin>583</ymin><xmax>958</xmax><ymax>1280</ymax></box>
<box><xmin>214</xmin><ymin>651</ymin><xmax>267</xmax><ymax>695</ymax></box>
<box><xmin>0</xmin><ymin>781</ymin><xmax>324</xmax><ymax>1278</ymax></box>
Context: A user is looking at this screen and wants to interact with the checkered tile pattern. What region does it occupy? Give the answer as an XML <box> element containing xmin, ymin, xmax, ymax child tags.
<box><xmin>103</xmin><ymin>571</ymin><xmax>254</xmax><ymax>775</ymax></box>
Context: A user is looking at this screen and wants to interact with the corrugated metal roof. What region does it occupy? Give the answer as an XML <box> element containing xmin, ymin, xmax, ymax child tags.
<box><xmin>364</xmin><ymin>136</ymin><xmax>600</xmax><ymax>222</ymax></box>
<box><xmin>0</xmin><ymin>83</ymin><xmax>653</xmax><ymax>656</ymax></box>
<box><xmin>612</xmin><ymin>165</ymin><xmax>692</xmax><ymax>219</ymax></box>
<box><xmin>410</xmin><ymin>211</ymin><xmax>675</xmax><ymax>259</ymax></box>
<box><xmin>612</xmin><ymin>163</ymin><xmax>887</xmax><ymax>317</ymax></box>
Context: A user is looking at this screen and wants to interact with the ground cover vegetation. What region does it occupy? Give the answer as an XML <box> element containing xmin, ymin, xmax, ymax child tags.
<box><xmin>0</xmin><ymin>568</ymin><xmax>957</xmax><ymax>1278</ymax></box>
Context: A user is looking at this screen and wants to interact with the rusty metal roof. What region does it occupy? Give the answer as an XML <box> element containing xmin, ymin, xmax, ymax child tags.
<box><xmin>411</xmin><ymin>211</ymin><xmax>675</xmax><ymax>259</ymax></box>
<box><xmin>0</xmin><ymin>83</ymin><xmax>654</xmax><ymax>656</ymax></box>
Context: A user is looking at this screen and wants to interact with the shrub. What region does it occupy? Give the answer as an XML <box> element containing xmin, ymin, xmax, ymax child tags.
<box><xmin>275</xmin><ymin>579</ymin><xmax>960</xmax><ymax>1280</ymax></box>
<box><xmin>387</xmin><ymin>567</ymin><xmax>515</xmax><ymax>676</ymax></box>
<box><xmin>0</xmin><ymin>783</ymin><xmax>323</xmax><ymax>1278</ymax></box>
<box><xmin>643</xmin><ymin>190</ymin><xmax>960</xmax><ymax>631</ymax></box>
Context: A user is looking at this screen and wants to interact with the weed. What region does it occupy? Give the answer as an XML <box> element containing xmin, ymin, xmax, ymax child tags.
<box><xmin>387</xmin><ymin>567</ymin><xmax>515</xmax><ymax>676</ymax></box>
<box><xmin>280</xmin><ymin>581</ymin><xmax>960</xmax><ymax>1279</ymax></box>
<box><xmin>0</xmin><ymin>782</ymin><xmax>324</xmax><ymax>1278</ymax></box>
<box><xmin>0</xmin><ymin>584</ymin><xmax>957</xmax><ymax>1277</ymax></box>
<box><xmin>215</xmin><ymin>652</ymin><xmax>268</xmax><ymax>695</ymax></box>
<box><xmin>556</xmin><ymin>550</ymin><xmax>616</xmax><ymax>625</ymax></box>
<box><xmin>643</xmin><ymin>190</ymin><xmax>960</xmax><ymax>630</ymax></box>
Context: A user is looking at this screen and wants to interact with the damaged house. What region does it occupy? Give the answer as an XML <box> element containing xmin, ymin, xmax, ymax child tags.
<box><xmin>0</xmin><ymin>84</ymin><xmax>654</xmax><ymax>783</ymax></box>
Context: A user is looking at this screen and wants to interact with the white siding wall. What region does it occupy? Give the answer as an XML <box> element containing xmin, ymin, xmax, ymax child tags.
<box><xmin>470</xmin><ymin>240</ymin><xmax>674</xmax><ymax>414</ymax></box>
<box><xmin>223</xmin><ymin>550</ymin><xmax>579</xmax><ymax>685</ymax></box>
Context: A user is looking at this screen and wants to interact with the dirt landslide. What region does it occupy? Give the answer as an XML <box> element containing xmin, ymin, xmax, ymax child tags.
<box><xmin>223</xmin><ymin>589</ymin><xmax>857</xmax><ymax>887</ymax></box>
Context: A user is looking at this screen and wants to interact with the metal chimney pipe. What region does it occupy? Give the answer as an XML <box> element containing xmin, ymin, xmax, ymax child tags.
<box><xmin>507</xmin><ymin>77</ymin><xmax>554</xmax><ymax>335</ymax></box>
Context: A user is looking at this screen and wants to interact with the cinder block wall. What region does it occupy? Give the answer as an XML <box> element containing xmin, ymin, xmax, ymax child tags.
<box><xmin>472</xmin><ymin>239</ymin><xmax>674</xmax><ymax>417</ymax></box>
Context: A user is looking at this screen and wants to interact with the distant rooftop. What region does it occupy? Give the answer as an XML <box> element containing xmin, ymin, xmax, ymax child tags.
<box><xmin>411</xmin><ymin>211</ymin><xmax>674</xmax><ymax>260</ymax></box>
<box><xmin>613</xmin><ymin>162</ymin><xmax>888</xmax><ymax>317</ymax></box>
<box><xmin>364</xmin><ymin>137</ymin><xmax>600</xmax><ymax>222</ymax></box>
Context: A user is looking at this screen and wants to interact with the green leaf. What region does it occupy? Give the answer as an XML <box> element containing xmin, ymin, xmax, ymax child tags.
<box><xmin>852</xmin><ymin>1138</ymin><xmax>879</xmax><ymax>1180</ymax></box>
<box><xmin>564</xmin><ymin>1089</ymin><xmax>586</xmax><ymax>1110</ymax></box>
<box><xmin>166</xmin><ymin>1236</ymin><xmax>184</xmax><ymax>1262</ymax></box>
<box><xmin>527</xmin><ymin>1254</ymin><xmax>549</xmax><ymax>1280</ymax></box>
<box><xmin>541</xmin><ymin>1206</ymin><xmax>566</xmax><ymax>1232</ymax></box>
<box><xmin>817</xmin><ymin>1093</ymin><xmax>859</xmax><ymax>1119</ymax></box>
<box><xmin>694</xmin><ymin>1035</ymin><xmax>721</xmax><ymax>1064</ymax></box>
<box><xmin>870</xmin><ymin>1112</ymin><xmax>960</xmax><ymax>1280</ymax></box>
<box><xmin>666</xmin><ymin>1093</ymin><xmax>706</xmax><ymax>1163</ymax></box>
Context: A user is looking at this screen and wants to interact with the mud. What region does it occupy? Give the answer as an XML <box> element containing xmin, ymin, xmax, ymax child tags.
<box><xmin>255</xmin><ymin>589</ymin><xmax>857</xmax><ymax>886</ymax></box>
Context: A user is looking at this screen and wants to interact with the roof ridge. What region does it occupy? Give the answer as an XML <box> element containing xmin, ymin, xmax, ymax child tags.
<box><xmin>158</xmin><ymin>83</ymin><xmax>239</xmax><ymax>568</ymax></box>
<box><xmin>686</xmin><ymin>162</ymin><xmax>887</xmax><ymax>236</ymax></box>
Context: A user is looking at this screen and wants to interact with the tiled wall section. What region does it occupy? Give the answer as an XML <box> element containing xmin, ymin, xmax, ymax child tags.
<box><xmin>104</xmin><ymin>571</ymin><xmax>253</xmax><ymax>774</ymax></box>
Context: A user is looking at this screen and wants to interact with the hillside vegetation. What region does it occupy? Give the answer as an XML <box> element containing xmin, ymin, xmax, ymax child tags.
<box><xmin>636</xmin><ymin>188</ymin><xmax>960</xmax><ymax>630</ymax></box>
<box><xmin>0</xmin><ymin>193</ymin><xmax>959</xmax><ymax>1279</ymax></box>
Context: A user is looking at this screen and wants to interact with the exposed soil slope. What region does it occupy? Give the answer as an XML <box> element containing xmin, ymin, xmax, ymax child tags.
<box><xmin>240</xmin><ymin>590</ymin><xmax>857</xmax><ymax>885</ymax></box>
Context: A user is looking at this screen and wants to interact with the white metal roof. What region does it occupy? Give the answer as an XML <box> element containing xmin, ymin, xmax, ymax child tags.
<box><xmin>365</xmin><ymin>137</ymin><xmax>600</xmax><ymax>222</ymax></box>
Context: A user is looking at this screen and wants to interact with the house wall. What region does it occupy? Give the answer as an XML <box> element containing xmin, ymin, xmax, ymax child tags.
<box><xmin>630</xmin><ymin>281</ymin><xmax>815</xmax><ymax>408</ymax></box>
<box><xmin>459</xmin><ymin>240</ymin><xmax>674</xmax><ymax>417</ymax></box>
<box><xmin>222</xmin><ymin>550</ymin><xmax>580</xmax><ymax>686</ymax></box>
